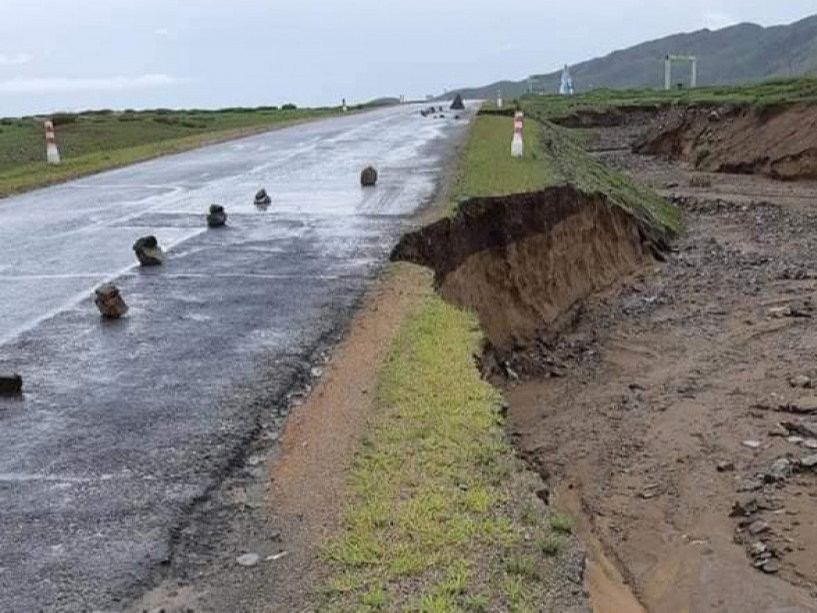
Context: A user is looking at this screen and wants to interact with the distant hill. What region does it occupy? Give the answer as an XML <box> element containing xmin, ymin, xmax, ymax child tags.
<box><xmin>443</xmin><ymin>14</ymin><xmax>817</xmax><ymax>100</ymax></box>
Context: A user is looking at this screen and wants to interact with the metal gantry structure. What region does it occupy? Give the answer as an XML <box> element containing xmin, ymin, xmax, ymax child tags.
<box><xmin>665</xmin><ymin>54</ymin><xmax>697</xmax><ymax>90</ymax></box>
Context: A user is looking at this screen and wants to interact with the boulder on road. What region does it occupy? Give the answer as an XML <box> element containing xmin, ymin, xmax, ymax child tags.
<box><xmin>207</xmin><ymin>204</ymin><xmax>227</xmax><ymax>227</ymax></box>
<box><xmin>0</xmin><ymin>373</ymin><xmax>23</xmax><ymax>396</ymax></box>
<box><xmin>94</xmin><ymin>283</ymin><xmax>128</xmax><ymax>319</ymax></box>
<box><xmin>450</xmin><ymin>94</ymin><xmax>465</xmax><ymax>110</ymax></box>
<box><xmin>254</xmin><ymin>188</ymin><xmax>271</xmax><ymax>206</ymax></box>
<box><xmin>132</xmin><ymin>235</ymin><xmax>165</xmax><ymax>266</ymax></box>
<box><xmin>360</xmin><ymin>166</ymin><xmax>378</xmax><ymax>187</ymax></box>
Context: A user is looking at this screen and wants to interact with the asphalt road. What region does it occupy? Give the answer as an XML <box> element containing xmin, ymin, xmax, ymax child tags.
<box><xmin>0</xmin><ymin>104</ymin><xmax>470</xmax><ymax>611</ymax></box>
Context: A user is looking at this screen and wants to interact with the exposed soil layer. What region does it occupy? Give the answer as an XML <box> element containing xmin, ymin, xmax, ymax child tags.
<box><xmin>634</xmin><ymin>103</ymin><xmax>817</xmax><ymax>181</ymax></box>
<box><xmin>390</xmin><ymin>186</ymin><xmax>656</xmax><ymax>354</ymax></box>
<box><xmin>505</xmin><ymin>133</ymin><xmax>817</xmax><ymax>610</ymax></box>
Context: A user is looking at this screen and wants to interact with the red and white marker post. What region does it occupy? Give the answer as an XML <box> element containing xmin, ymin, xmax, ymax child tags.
<box><xmin>511</xmin><ymin>111</ymin><xmax>523</xmax><ymax>158</ymax></box>
<box><xmin>44</xmin><ymin>120</ymin><xmax>61</xmax><ymax>165</ymax></box>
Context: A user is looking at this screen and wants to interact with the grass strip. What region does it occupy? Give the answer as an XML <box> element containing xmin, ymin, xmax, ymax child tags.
<box><xmin>321</xmin><ymin>277</ymin><xmax>574</xmax><ymax>612</ymax></box>
<box><xmin>449</xmin><ymin>112</ymin><xmax>680</xmax><ymax>235</ymax></box>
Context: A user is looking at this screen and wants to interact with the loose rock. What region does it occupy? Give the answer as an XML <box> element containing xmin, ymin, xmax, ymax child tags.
<box><xmin>254</xmin><ymin>188</ymin><xmax>271</xmax><ymax>206</ymax></box>
<box><xmin>94</xmin><ymin>283</ymin><xmax>128</xmax><ymax>319</ymax></box>
<box><xmin>716</xmin><ymin>460</ymin><xmax>735</xmax><ymax>472</ymax></box>
<box><xmin>449</xmin><ymin>94</ymin><xmax>465</xmax><ymax>110</ymax></box>
<box><xmin>799</xmin><ymin>454</ymin><xmax>817</xmax><ymax>469</ymax></box>
<box><xmin>789</xmin><ymin>375</ymin><xmax>812</xmax><ymax>389</ymax></box>
<box><xmin>360</xmin><ymin>166</ymin><xmax>378</xmax><ymax>187</ymax></box>
<box><xmin>761</xmin><ymin>559</ymin><xmax>780</xmax><ymax>574</ymax></box>
<box><xmin>207</xmin><ymin>204</ymin><xmax>227</xmax><ymax>228</ymax></box>
<box><xmin>767</xmin><ymin>458</ymin><xmax>792</xmax><ymax>482</ymax></box>
<box><xmin>742</xmin><ymin>440</ymin><xmax>761</xmax><ymax>449</ymax></box>
<box><xmin>0</xmin><ymin>374</ymin><xmax>23</xmax><ymax>396</ymax></box>
<box><xmin>748</xmin><ymin>520</ymin><xmax>770</xmax><ymax>536</ymax></box>
<box><xmin>132</xmin><ymin>235</ymin><xmax>165</xmax><ymax>266</ymax></box>
<box><xmin>236</xmin><ymin>553</ymin><xmax>259</xmax><ymax>567</ymax></box>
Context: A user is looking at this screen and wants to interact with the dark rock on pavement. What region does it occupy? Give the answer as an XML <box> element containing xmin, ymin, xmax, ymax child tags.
<box><xmin>132</xmin><ymin>235</ymin><xmax>165</xmax><ymax>266</ymax></box>
<box><xmin>207</xmin><ymin>204</ymin><xmax>227</xmax><ymax>227</ymax></box>
<box><xmin>0</xmin><ymin>373</ymin><xmax>23</xmax><ymax>396</ymax></box>
<box><xmin>360</xmin><ymin>166</ymin><xmax>378</xmax><ymax>187</ymax></box>
<box><xmin>94</xmin><ymin>283</ymin><xmax>128</xmax><ymax>319</ymax></box>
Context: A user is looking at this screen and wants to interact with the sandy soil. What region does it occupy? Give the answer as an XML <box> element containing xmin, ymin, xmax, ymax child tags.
<box><xmin>506</xmin><ymin>130</ymin><xmax>817</xmax><ymax>612</ymax></box>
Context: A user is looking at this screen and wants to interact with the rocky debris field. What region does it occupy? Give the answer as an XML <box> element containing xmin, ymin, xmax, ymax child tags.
<box><xmin>504</xmin><ymin>123</ymin><xmax>817</xmax><ymax>610</ymax></box>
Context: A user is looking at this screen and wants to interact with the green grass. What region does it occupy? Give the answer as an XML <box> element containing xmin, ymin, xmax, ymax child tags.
<box><xmin>520</xmin><ymin>77</ymin><xmax>817</xmax><ymax>120</ymax></box>
<box><xmin>321</xmin><ymin>275</ymin><xmax>572</xmax><ymax>611</ymax></box>
<box><xmin>450</xmin><ymin>114</ymin><xmax>559</xmax><ymax>202</ymax></box>
<box><xmin>0</xmin><ymin>106</ymin><xmax>340</xmax><ymax>197</ymax></box>
<box><xmin>449</xmin><ymin>110</ymin><xmax>680</xmax><ymax>235</ymax></box>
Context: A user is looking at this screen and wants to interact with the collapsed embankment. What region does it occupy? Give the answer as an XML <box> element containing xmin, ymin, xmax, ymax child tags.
<box><xmin>391</xmin><ymin>185</ymin><xmax>661</xmax><ymax>358</ymax></box>
<box><xmin>633</xmin><ymin>103</ymin><xmax>817</xmax><ymax>181</ymax></box>
<box><xmin>550</xmin><ymin>102</ymin><xmax>817</xmax><ymax>181</ymax></box>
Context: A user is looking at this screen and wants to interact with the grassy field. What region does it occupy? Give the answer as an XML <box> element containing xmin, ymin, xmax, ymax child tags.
<box><xmin>0</xmin><ymin>106</ymin><xmax>339</xmax><ymax>197</ymax></box>
<box><xmin>519</xmin><ymin>77</ymin><xmax>817</xmax><ymax>120</ymax></box>
<box><xmin>450</xmin><ymin>112</ymin><xmax>680</xmax><ymax>234</ymax></box>
<box><xmin>321</xmin><ymin>285</ymin><xmax>575</xmax><ymax>611</ymax></box>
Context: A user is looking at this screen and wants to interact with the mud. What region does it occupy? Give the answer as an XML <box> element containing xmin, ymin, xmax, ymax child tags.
<box><xmin>390</xmin><ymin>186</ymin><xmax>657</xmax><ymax>354</ymax></box>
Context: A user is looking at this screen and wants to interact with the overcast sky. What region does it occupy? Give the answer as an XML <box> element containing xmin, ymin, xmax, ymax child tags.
<box><xmin>0</xmin><ymin>0</ymin><xmax>815</xmax><ymax>116</ymax></box>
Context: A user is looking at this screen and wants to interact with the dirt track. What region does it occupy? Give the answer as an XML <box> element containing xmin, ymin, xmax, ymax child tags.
<box><xmin>506</xmin><ymin>127</ymin><xmax>817</xmax><ymax>611</ymax></box>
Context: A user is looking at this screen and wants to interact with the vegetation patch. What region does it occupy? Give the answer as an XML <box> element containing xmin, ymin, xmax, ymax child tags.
<box><xmin>449</xmin><ymin>109</ymin><xmax>679</xmax><ymax>235</ymax></box>
<box><xmin>321</xmin><ymin>282</ymin><xmax>577</xmax><ymax>611</ymax></box>
<box><xmin>450</xmin><ymin>114</ymin><xmax>559</xmax><ymax>203</ymax></box>
<box><xmin>520</xmin><ymin>77</ymin><xmax>817</xmax><ymax>120</ymax></box>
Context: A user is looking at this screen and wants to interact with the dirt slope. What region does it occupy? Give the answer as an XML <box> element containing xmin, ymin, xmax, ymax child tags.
<box><xmin>391</xmin><ymin>186</ymin><xmax>657</xmax><ymax>354</ymax></box>
<box><xmin>635</xmin><ymin>103</ymin><xmax>817</xmax><ymax>181</ymax></box>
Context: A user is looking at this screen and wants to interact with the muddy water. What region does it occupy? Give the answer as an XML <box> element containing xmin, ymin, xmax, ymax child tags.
<box><xmin>556</xmin><ymin>484</ymin><xmax>645</xmax><ymax>613</ymax></box>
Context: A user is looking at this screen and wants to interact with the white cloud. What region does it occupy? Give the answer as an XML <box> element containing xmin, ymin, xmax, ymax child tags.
<box><xmin>0</xmin><ymin>53</ymin><xmax>32</xmax><ymax>66</ymax></box>
<box><xmin>154</xmin><ymin>28</ymin><xmax>169</xmax><ymax>36</ymax></box>
<box><xmin>703</xmin><ymin>10</ymin><xmax>737</xmax><ymax>30</ymax></box>
<box><xmin>0</xmin><ymin>74</ymin><xmax>184</xmax><ymax>94</ymax></box>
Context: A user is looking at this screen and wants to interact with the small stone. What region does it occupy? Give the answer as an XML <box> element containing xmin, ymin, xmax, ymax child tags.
<box><xmin>246</xmin><ymin>455</ymin><xmax>265</xmax><ymax>467</ymax></box>
<box><xmin>761</xmin><ymin>559</ymin><xmax>780</xmax><ymax>574</ymax></box>
<box><xmin>360</xmin><ymin>166</ymin><xmax>378</xmax><ymax>187</ymax></box>
<box><xmin>254</xmin><ymin>188</ymin><xmax>271</xmax><ymax>206</ymax></box>
<box><xmin>767</xmin><ymin>458</ymin><xmax>792</xmax><ymax>482</ymax></box>
<box><xmin>748</xmin><ymin>520</ymin><xmax>770</xmax><ymax>536</ymax></box>
<box><xmin>805</xmin><ymin>439</ymin><xmax>817</xmax><ymax>450</ymax></box>
<box><xmin>94</xmin><ymin>283</ymin><xmax>128</xmax><ymax>319</ymax></box>
<box><xmin>310</xmin><ymin>366</ymin><xmax>323</xmax><ymax>378</ymax></box>
<box><xmin>133</xmin><ymin>235</ymin><xmax>165</xmax><ymax>266</ymax></box>
<box><xmin>716</xmin><ymin>461</ymin><xmax>735</xmax><ymax>472</ymax></box>
<box><xmin>265</xmin><ymin>551</ymin><xmax>289</xmax><ymax>562</ymax></box>
<box><xmin>787</xmin><ymin>436</ymin><xmax>805</xmax><ymax>445</ymax></box>
<box><xmin>0</xmin><ymin>373</ymin><xmax>23</xmax><ymax>396</ymax></box>
<box><xmin>787</xmin><ymin>397</ymin><xmax>817</xmax><ymax>414</ymax></box>
<box><xmin>207</xmin><ymin>204</ymin><xmax>227</xmax><ymax>228</ymax></box>
<box><xmin>789</xmin><ymin>376</ymin><xmax>812</xmax><ymax>389</ymax></box>
<box><xmin>782</xmin><ymin>421</ymin><xmax>817</xmax><ymax>438</ymax></box>
<box><xmin>799</xmin><ymin>454</ymin><xmax>817</xmax><ymax>469</ymax></box>
<box><xmin>750</xmin><ymin>542</ymin><xmax>769</xmax><ymax>558</ymax></box>
<box><xmin>730</xmin><ymin>499</ymin><xmax>759</xmax><ymax>517</ymax></box>
<box><xmin>236</xmin><ymin>553</ymin><xmax>259</xmax><ymax>567</ymax></box>
<box><xmin>742</xmin><ymin>440</ymin><xmax>762</xmax><ymax>450</ymax></box>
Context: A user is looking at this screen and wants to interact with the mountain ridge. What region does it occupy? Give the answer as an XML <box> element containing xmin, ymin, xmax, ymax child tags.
<box><xmin>442</xmin><ymin>14</ymin><xmax>817</xmax><ymax>100</ymax></box>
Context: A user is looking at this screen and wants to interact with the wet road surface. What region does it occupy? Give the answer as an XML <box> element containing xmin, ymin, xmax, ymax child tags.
<box><xmin>0</xmin><ymin>105</ymin><xmax>470</xmax><ymax>611</ymax></box>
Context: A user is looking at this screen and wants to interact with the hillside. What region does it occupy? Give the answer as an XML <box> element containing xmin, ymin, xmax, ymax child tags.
<box><xmin>444</xmin><ymin>13</ymin><xmax>817</xmax><ymax>99</ymax></box>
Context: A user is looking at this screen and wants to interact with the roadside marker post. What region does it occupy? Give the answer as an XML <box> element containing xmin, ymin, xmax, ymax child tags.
<box><xmin>44</xmin><ymin>120</ymin><xmax>61</xmax><ymax>164</ymax></box>
<box><xmin>342</xmin><ymin>98</ymin><xmax>347</xmax><ymax>112</ymax></box>
<box><xmin>497</xmin><ymin>89</ymin><xmax>503</xmax><ymax>109</ymax></box>
<box><xmin>511</xmin><ymin>111</ymin><xmax>523</xmax><ymax>158</ymax></box>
